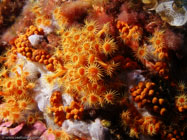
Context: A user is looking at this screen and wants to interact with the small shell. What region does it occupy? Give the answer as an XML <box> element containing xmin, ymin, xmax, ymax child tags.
<box><xmin>156</xmin><ymin>1</ymin><xmax>187</xmax><ymax>26</ymax></box>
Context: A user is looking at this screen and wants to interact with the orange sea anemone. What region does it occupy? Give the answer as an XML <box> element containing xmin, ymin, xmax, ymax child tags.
<box><xmin>101</xmin><ymin>38</ymin><xmax>117</xmax><ymax>56</ymax></box>
<box><xmin>86</xmin><ymin>63</ymin><xmax>103</xmax><ymax>82</ymax></box>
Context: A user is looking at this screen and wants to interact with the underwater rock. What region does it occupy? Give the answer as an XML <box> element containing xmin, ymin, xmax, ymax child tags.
<box><xmin>62</xmin><ymin>118</ymin><xmax>111</xmax><ymax>140</ymax></box>
<box><xmin>28</xmin><ymin>34</ymin><xmax>44</xmax><ymax>47</ymax></box>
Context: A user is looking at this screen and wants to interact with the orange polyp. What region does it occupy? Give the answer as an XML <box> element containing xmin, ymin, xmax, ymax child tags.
<box><xmin>179</xmin><ymin>98</ymin><xmax>185</xmax><ymax>104</ymax></box>
<box><xmin>66</xmin><ymin>113</ymin><xmax>71</xmax><ymax>119</ymax></box>
<box><xmin>55</xmin><ymin>131</ymin><xmax>62</xmax><ymax>137</ymax></box>
<box><xmin>17</xmin><ymin>79</ymin><xmax>22</xmax><ymax>86</ymax></box>
<box><xmin>71</xmin><ymin>109</ymin><xmax>79</xmax><ymax>115</ymax></box>
<box><xmin>65</xmin><ymin>54</ymin><xmax>70</xmax><ymax>61</ymax></box>
<box><xmin>89</xmin><ymin>94</ymin><xmax>99</xmax><ymax>105</ymax></box>
<box><xmin>3</xmin><ymin>111</ymin><xmax>8</xmax><ymax>117</ymax></box>
<box><xmin>77</xmin><ymin>47</ymin><xmax>82</xmax><ymax>53</ymax></box>
<box><xmin>44</xmin><ymin>20</ymin><xmax>51</xmax><ymax>26</ymax></box>
<box><xmin>176</xmin><ymin>94</ymin><xmax>187</xmax><ymax>107</ymax></box>
<box><xmin>74</xmin><ymin>114</ymin><xmax>78</xmax><ymax>119</ymax></box>
<box><xmin>139</xmin><ymin>50</ymin><xmax>145</xmax><ymax>56</ymax></box>
<box><xmin>89</xmin><ymin>67</ymin><xmax>98</xmax><ymax>76</ymax></box>
<box><xmin>36</xmin><ymin>18</ymin><xmax>42</xmax><ymax>25</ymax></box>
<box><xmin>155</xmin><ymin>39</ymin><xmax>161</xmax><ymax>45</ymax></box>
<box><xmin>74</xmin><ymin>34</ymin><xmax>80</xmax><ymax>41</ymax></box>
<box><xmin>92</xmin><ymin>83</ymin><xmax>98</xmax><ymax>89</ymax></box>
<box><xmin>64</xmin><ymin>106</ymin><xmax>71</xmax><ymax>112</ymax></box>
<box><xmin>78</xmin><ymin>67</ymin><xmax>85</xmax><ymax>76</ymax></box>
<box><xmin>54</xmin><ymin>8</ymin><xmax>60</xmax><ymax>15</ymax></box>
<box><xmin>27</xmin><ymin>115</ymin><xmax>35</xmax><ymax>124</ymax></box>
<box><xmin>147</xmin><ymin>123</ymin><xmax>157</xmax><ymax>136</ymax></box>
<box><xmin>105</xmin><ymin>93</ymin><xmax>114</xmax><ymax>104</ymax></box>
<box><xmin>133</xmin><ymin>33</ymin><xmax>140</xmax><ymax>40</ymax></box>
<box><xmin>83</xmin><ymin>43</ymin><xmax>90</xmax><ymax>50</ymax></box>
<box><xmin>17</xmin><ymin>90</ymin><xmax>23</xmax><ymax>95</ymax></box>
<box><xmin>12</xmin><ymin>113</ymin><xmax>20</xmax><ymax>119</ymax></box>
<box><xmin>87</xmin><ymin>25</ymin><xmax>94</xmax><ymax>32</ymax></box>
<box><xmin>72</xmin><ymin>55</ymin><xmax>79</xmax><ymax>63</ymax></box>
<box><xmin>64</xmin><ymin>32</ymin><xmax>70</xmax><ymax>37</ymax></box>
<box><xmin>20</xmin><ymin>101</ymin><xmax>27</xmax><ymax>109</ymax></box>
<box><xmin>134</xmin><ymin>46</ymin><xmax>147</xmax><ymax>61</ymax></box>
<box><xmin>103</xmin><ymin>43</ymin><xmax>111</xmax><ymax>52</ymax></box>
<box><xmin>70</xmin><ymin>101</ymin><xmax>76</xmax><ymax>108</ymax></box>
<box><xmin>7</xmin><ymin>81</ymin><xmax>12</xmax><ymax>88</ymax></box>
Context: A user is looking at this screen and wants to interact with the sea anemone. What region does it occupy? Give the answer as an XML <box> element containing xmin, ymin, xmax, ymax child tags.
<box><xmin>104</xmin><ymin>90</ymin><xmax>117</xmax><ymax>104</ymax></box>
<box><xmin>84</xmin><ymin>20</ymin><xmax>99</xmax><ymax>33</ymax></box>
<box><xmin>175</xmin><ymin>94</ymin><xmax>187</xmax><ymax>107</ymax></box>
<box><xmin>86</xmin><ymin>63</ymin><xmax>103</xmax><ymax>82</ymax></box>
<box><xmin>87</xmin><ymin>93</ymin><xmax>101</xmax><ymax>107</ymax></box>
<box><xmin>134</xmin><ymin>45</ymin><xmax>148</xmax><ymax>61</ymax></box>
<box><xmin>101</xmin><ymin>37</ymin><xmax>117</xmax><ymax>56</ymax></box>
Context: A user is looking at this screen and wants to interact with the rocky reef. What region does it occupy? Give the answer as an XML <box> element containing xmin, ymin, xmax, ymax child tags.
<box><xmin>0</xmin><ymin>0</ymin><xmax>186</xmax><ymax>140</ymax></box>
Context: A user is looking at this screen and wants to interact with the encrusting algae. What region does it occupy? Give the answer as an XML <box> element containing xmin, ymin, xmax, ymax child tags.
<box><xmin>0</xmin><ymin>0</ymin><xmax>186</xmax><ymax>140</ymax></box>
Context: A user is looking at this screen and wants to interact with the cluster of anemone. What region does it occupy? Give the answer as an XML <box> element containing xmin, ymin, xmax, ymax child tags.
<box><xmin>152</xmin><ymin>61</ymin><xmax>169</xmax><ymax>80</ymax></box>
<box><xmin>32</xmin><ymin>3</ymin><xmax>52</xmax><ymax>27</ymax></box>
<box><xmin>12</xmin><ymin>25</ymin><xmax>59</xmax><ymax>71</ymax></box>
<box><xmin>49</xmin><ymin>91</ymin><xmax>84</xmax><ymax>126</ymax></box>
<box><xmin>130</xmin><ymin>81</ymin><xmax>168</xmax><ymax>116</ymax></box>
<box><xmin>116</xmin><ymin>20</ymin><xmax>143</xmax><ymax>51</ymax></box>
<box><xmin>175</xmin><ymin>93</ymin><xmax>187</xmax><ymax>112</ymax></box>
<box><xmin>162</xmin><ymin>128</ymin><xmax>185</xmax><ymax>140</ymax></box>
<box><xmin>149</xmin><ymin>29</ymin><xmax>168</xmax><ymax>60</ymax></box>
<box><xmin>0</xmin><ymin>64</ymin><xmax>38</xmax><ymax>124</ymax></box>
<box><xmin>46</xmin><ymin>19</ymin><xmax>120</xmax><ymax>108</ymax></box>
<box><xmin>116</xmin><ymin>19</ymin><xmax>170</xmax><ymax>81</ymax></box>
<box><xmin>121</xmin><ymin>108</ymin><xmax>161</xmax><ymax>139</ymax></box>
<box><xmin>64</xmin><ymin>101</ymin><xmax>84</xmax><ymax>120</ymax></box>
<box><xmin>49</xmin><ymin>91</ymin><xmax>65</xmax><ymax>126</ymax></box>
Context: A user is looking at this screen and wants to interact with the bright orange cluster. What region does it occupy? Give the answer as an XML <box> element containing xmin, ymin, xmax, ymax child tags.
<box><xmin>64</xmin><ymin>101</ymin><xmax>84</xmax><ymax>120</ymax></box>
<box><xmin>12</xmin><ymin>25</ymin><xmax>58</xmax><ymax>71</ymax></box>
<box><xmin>50</xmin><ymin>91</ymin><xmax>62</xmax><ymax>107</ymax></box>
<box><xmin>121</xmin><ymin>109</ymin><xmax>161</xmax><ymax>138</ymax></box>
<box><xmin>154</xmin><ymin>62</ymin><xmax>169</xmax><ymax>80</ymax></box>
<box><xmin>49</xmin><ymin>91</ymin><xmax>84</xmax><ymax>126</ymax></box>
<box><xmin>141</xmin><ymin>116</ymin><xmax>161</xmax><ymax>136</ymax></box>
<box><xmin>162</xmin><ymin>129</ymin><xmax>185</xmax><ymax>140</ymax></box>
<box><xmin>0</xmin><ymin>64</ymin><xmax>37</xmax><ymax>124</ymax></box>
<box><xmin>149</xmin><ymin>29</ymin><xmax>168</xmax><ymax>60</ymax></box>
<box><xmin>116</xmin><ymin>21</ymin><xmax>143</xmax><ymax>51</ymax></box>
<box><xmin>32</xmin><ymin>4</ymin><xmax>52</xmax><ymax>27</ymax></box>
<box><xmin>50</xmin><ymin>20</ymin><xmax>119</xmax><ymax>107</ymax></box>
<box><xmin>130</xmin><ymin>81</ymin><xmax>167</xmax><ymax>116</ymax></box>
<box><xmin>49</xmin><ymin>91</ymin><xmax>65</xmax><ymax>126</ymax></box>
<box><xmin>175</xmin><ymin>94</ymin><xmax>187</xmax><ymax>112</ymax></box>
